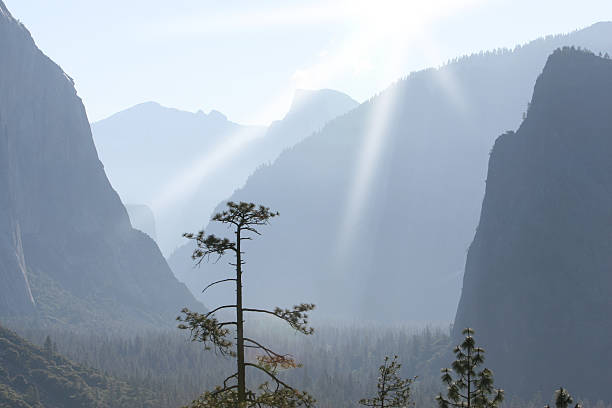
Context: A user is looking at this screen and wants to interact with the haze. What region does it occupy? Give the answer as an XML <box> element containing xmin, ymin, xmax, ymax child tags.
<box><xmin>5</xmin><ymin>0</ymin><xmax>612</xmax><ymax>124</ymax></box>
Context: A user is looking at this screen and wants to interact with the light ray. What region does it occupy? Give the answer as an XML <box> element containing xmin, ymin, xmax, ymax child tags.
<box><xmin>332</xmin><ymin>0</ymin><xmax>485</xmax><ymax>270</ymax></box>
<box><xmin>334</xmin><ymin>83</ymin><xmax>400</xmax><ymax>267</ymax></box>
<box><xmin>149</xmin><ymin>0</ymin><xmax>486</xmax><ymax>238</ymax></box>
<box><xmin>150</xmin><ymin>125</ymin><xmax>266</xmax><ymax>215</ymax></box>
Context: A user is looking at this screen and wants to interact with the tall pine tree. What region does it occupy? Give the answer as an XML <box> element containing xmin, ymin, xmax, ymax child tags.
<box><xmin>436</xmin><ymin>328</ymin><xmax>504</xmax><ymax>408</ymax></box>
<box><xmin>177</xmin><ymin>202</ymin><xmax>315</xmax><ymax>408</ymax></box>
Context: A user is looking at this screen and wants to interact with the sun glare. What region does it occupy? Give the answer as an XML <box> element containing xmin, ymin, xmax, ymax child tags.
<box><xmin>151</xmin><ymin>0</ymin><xmax>483</xmax><ymax>238</ymax></box>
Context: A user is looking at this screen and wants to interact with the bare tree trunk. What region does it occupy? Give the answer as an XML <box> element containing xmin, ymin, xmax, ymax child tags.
<box><xmin>236</xmin><ymin>226</ymin><xmax>246</xmax><ymax>405</ymax></box>
<box><xmin>467</xmin><ymin>349</ymin><xmax>471</xmax><ymax>408</ymax></box>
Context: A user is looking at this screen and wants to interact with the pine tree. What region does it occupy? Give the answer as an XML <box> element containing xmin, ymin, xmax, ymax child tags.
<box><xmin>359</xmin><ymin>355</ymin><xmax>416</xmax><ymax>408</ymax></box>
<box><xmin>177</xmin><ymin>201</ymin><xmax>315</xmax><ymax>408</ymax></box>
<box><xmin>545</xmin><ymin>387</ymin><xmax>581</xmax><ymax>408</ymax></box>
<box><xmin>436</xmin><ymin>328</ymin><xmax>504</xmax><ymax>408</ymax></box>
<box><xmin>43</xmin><ymin>335</ymin><xmax>53</xmax><ymax>357</ymax></box>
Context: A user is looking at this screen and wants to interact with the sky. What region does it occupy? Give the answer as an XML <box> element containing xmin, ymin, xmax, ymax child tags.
<box><xmin>5</xmin><ymin>0</ymin><xmax>612</xmax><ymax>125</ymax></box>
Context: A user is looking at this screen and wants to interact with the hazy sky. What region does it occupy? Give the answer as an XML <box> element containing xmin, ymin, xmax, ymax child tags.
<box><xmin>5</xmin><ymin>0</ymin><xmax>612</xmax><ymax>125</ymax></box>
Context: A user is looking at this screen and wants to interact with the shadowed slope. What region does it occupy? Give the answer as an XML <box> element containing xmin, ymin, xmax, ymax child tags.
<box><xmin>0</xmin><ymin>0</ymin><xmax>201</xmax><ymax>329</ymax></box>
<box><xmin>455</xmin><ymin>48</ymin><xmax>612</xmax><ymax>400</ymax></box>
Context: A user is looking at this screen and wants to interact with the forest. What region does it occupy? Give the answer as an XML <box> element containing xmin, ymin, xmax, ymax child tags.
<box><xmin>2</xmin><ymin>1</ymin><xmax>612</xmax><ymax>407</ymax></box>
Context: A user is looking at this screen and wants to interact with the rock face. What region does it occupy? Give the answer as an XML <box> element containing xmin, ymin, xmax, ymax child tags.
<box><xmin>0</xmin><ymin>2</ymin><xmax>200</xmax><ymax>329</ymax></box>
<box><xmin>454</xmin><ymin>49</ymin><xmax>612</xmax><ymax>400</ymax></box>
<box><xmin>92</xmin><ymin>90</ymin><xmax>358</xmax><ymax>254</ymax></box>
<box><xmin>126</xmin><ymin>204</ymin><xmax>157</xmax><ymax>241</ymax></box>
<box><xmin>169</xmin><ymin>24</ymin><xmax>612</xmax><ymax>323</ymax></box>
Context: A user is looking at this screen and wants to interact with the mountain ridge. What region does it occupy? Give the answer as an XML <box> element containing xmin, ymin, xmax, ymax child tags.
<box><xmin>454</xmin><ymin>47</ymin><xmax>612</xmax><ymax>400</ymax></box>
<box><xmin>93</xmin><ymin>88</ymin><xmax>358</xmax><ymax>254</ymax></box>
<box><xmin>0</xmin><ymin>0</ymin><xmax>201</xmax><ymax>330</ymax></box>
<box><xmin>169</xmin><ymin>22</ymin><xmax>612</xmax><ymax>323</ymax></box>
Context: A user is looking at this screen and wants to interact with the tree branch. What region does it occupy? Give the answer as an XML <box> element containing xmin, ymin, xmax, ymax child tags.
<box><xmin>205</xmin><ymin>305</ymin><xmax>237</xmax><ymax>318</ymax></box>
<box><xmin>201</xmin><ymin>278</ymin><xmax>236</xmax><ymax>293</ymax></box>
<box><xmin>243</xmin><ymin>304</ymin><xmax>315</xmax><ymax>334</ymax></box>
<box><xmin>243</xmin><ymin>337</ymin><xmax>292</xmax><ymax>360</ymax></box>
<box><xmin>245</xmin><ymin>363</ymin><xmax>297</xmax><ymax>392</ymax></box>
<box><xmin>221</xmin><ymin>372</ymin><xmax>238</xmax><ymax>389</ymax></box>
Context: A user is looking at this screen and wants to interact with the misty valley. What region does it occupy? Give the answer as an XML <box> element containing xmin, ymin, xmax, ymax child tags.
<box><xmin>2</xmin><ymin>1</ymin><xmax>612</xmax><ymax>408</ymax></box>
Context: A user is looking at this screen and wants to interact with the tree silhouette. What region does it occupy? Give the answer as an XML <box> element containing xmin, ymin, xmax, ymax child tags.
<box><xmin>177</xmin><ymin>201</ymin><xmax>315</xmax><ymax>408</ymax></box>
<box><xmin>436</xmin><ymin>328</ymin><xmax>504</xmax><ymax>408</ymax></box>
<box><xmin>359</xmin><ymin>355</ymin><xmax>416</xmax><ymax>408</ymax></box>
<box><xmin>545</xmin><ymin>387</ymin><xmax>581</xmax><ymax>408</ymax></box>
<box><xmin>43</xmin><ymin>335</ymin><xmax>53</xmax><ymax>358</ymax></box>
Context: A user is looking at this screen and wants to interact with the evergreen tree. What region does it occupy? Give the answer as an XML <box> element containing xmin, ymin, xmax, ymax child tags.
<box><xmin>545</xmin><ymin>387</ymin><xmax>581</xmax><ymax>408</ymax></box>
<box><xmin>43</xmin><ymin>335</ymin><xmax>53</xmax><ymax>357</ymax></box>
<box><xmin>359</xmin><ymin>355</ymin><xmax>416</xmax><ymax>408</ymax></box>
<box><xmin>177</xmin><ymin>201</ymin><xmax>315</xmax><ymax>408</ymax></box>
<box><xmin>436</xmin><ymin>328</ymin><xmax>504</xmax><ymax>408</ymax></box>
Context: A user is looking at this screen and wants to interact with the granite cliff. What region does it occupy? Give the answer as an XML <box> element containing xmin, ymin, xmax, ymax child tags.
<box><xmin>455</xmin><ymin>48</ymin><xmax>612</xmax><ymax>400</ymax></box>
<box><xmin>0</xmin><ymin>1</ymin><xmax>200</xmax><ymax>329</ymax></box>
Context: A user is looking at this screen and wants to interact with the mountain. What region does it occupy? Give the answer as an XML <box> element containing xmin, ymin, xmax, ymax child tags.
<box><xmin>255</xmin><ymin>89</ymin><xmax>361</xmax><ymax>160</ymax></box>
<box><xmin>126</xmin><ymin>204</ymin><xmax>157</xmax><ymax>241</ymax></box>
<box><xmin>92</xmin><ymin>90</ymin><xmax>358</xmax><ymax>254</ymax></box>
<box><xmin>0</xmin><ymin>325</ymin><xmax>157</xmax><ymax>408</ymax></box>
<box><xmin>169</xmin><ymin>23</ymin><xmax>612</xmax><ymax>323</ymax></box>
<box><xmin>92</xmin><ymin>102</ymin><xmax>265</xmax><ymax>253</ymax></box>
<box><xmin>0</xmin><ymin>1</ymin><xmax>200</xmax><ymax>329</ymax></box>
<box><xmin>454</xmin><ymin>48</ymin><xmax>612</xmax><ymax>400</ymax></box>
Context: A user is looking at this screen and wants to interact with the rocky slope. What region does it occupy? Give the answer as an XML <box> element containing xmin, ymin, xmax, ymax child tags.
<box><xmin>454</xmin><ymin>48</ymin><xmax>612</xmax><ymax>400</ymax></box>
<box><xmin>0</xmin><ymin>1</ymin><xmax>200</xmax><ymax>329</ymax></box>
<box><xmin>169</xmin><ymin>23</ymin><xmax>612</xmax><ymax>323</ymax></box>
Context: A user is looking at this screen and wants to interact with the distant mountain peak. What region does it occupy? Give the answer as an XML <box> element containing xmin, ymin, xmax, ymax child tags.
<box><xmin>208</xmin><ymin>109</ymin><xmax>227</xmax><ymax>121</ymax></box>
<box><xmin>95</xmin><ymin>101</ymin><xmax>232</xmax><ymax>127</ymax></box>
<box><xmin>139</xmin><ymin>100</ymin><xmax>161</xmax><ymax>107</ymax></box>
<box><xmin>286</xmin><ymin>88</ymin><xmax>358</xmax><ymax>117</ymax></box>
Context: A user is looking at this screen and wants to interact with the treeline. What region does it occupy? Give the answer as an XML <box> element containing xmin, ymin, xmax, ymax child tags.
<box><xmin>12</xmin><ymin>322</ymin><xmax>612</xmax><ymax>408</ymax></box>
<box><xmin>5</xmin><ymin>322</ymin><xmax>612</xmax><ymax>408</ymax></box>
<box><xmin>15</xmin><ymin>323</ymin><xmax>449</xmax><ymax>408</ymax></box>
<box><xmin>0</xmin><ymin>325</ymin><xmax>158</xmax><ymax>408</ymax></box>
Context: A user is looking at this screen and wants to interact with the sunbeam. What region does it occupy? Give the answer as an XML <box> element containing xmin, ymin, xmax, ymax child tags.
<box><xmin>334</xmin><ymin>85</ymin><xmax>400</xmax><ymax>268</ymax></box>
<box><xmin>331</xmin><ymin>1</ymin><xmax>483</xmax><ymax>270</ymax></box>
<box><xmin>150</xmin><ymin>125</ymin><xmax>266</xmax><ymax>215</ymax></box>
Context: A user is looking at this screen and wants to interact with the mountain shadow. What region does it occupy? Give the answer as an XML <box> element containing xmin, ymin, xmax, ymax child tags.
<box><xmin>0</xmin><ymin>1</ymin><xmax>201</xmax><ymax>330</ymax></box>
<box><xmin>454</xmin><ymin>48</ymin><xmax>612</xmax><ymax>401</ymax></box>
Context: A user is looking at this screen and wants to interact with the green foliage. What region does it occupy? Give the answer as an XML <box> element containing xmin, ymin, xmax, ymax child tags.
<box><xmin>177</xmin><ymin>307</ymin><xmax>234</xmax><ymax>356</ymax></box>
<box><xmin>16</xmin><ymin>324</ymin><xmax>449</xmax><ymax>407</ymax></box>
<box><xmin>187</xmin><ymin>383</ymin><xmax>315</xmax><ymax>408</ymax></box>
<box><xmin>436</xmin><ymin>328</ymin><xmax>504</xmax><ymax>408</ymax></box>
<box><xmin>545</xmin><ymin>387</ymin><xmax>582</xmax><ymax>408</ymax></box>
<box><xmin>0</xmin><ymin>325</ymin><xmax>158</xmax><ymax>408</ymax></box>
<box><xmin>179</xmin><ymin>201</ymin><xmax>315</xmax><ymax>408</ymax></box>
<box><xmin>359</xmin><ymin>355</ymin><xmax>416</xmax><ymax>408</ymax></box>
